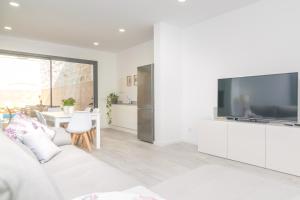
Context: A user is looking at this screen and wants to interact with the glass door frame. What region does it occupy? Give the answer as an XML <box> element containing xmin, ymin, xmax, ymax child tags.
<box><xmin>0</xmin><ymin>49</ymin><xmax>98</xmax><ymax>108</ymax></box>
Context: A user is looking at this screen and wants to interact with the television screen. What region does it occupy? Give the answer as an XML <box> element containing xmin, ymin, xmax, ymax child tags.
<box><xmin>218</xmin><ymin>72</ymin><xmax>298</xmax><ymax>121</ymax></box>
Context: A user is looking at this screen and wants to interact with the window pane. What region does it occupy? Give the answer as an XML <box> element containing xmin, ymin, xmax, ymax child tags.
<box><xmin>0</xmin><ymin>55</ymin><xmax>50</xmax><ymax>110</ymax></box>
<box><xmin>51</xmin><ymin>61</ymin><xmax>94</xmax><ymax>110</ymax></box>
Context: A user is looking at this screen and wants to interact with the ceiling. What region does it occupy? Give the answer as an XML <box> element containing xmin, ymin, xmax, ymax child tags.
<box><xmin>0</xmin><ymin>0</ymin><xmax>260</xmax><ymax>52</ymax></box>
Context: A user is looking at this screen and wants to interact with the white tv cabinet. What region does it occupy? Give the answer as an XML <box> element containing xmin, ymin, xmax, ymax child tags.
<box><xmin>198</xmin><ymin>119</ymin><xmax>300</xmax><ymax>176</ymax></box>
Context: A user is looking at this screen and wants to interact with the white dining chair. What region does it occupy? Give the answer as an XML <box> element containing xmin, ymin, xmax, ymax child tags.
<box><xmin>84</xmin><ymin>107</ymin><xmax>99</xmax><ymax>143</ymax></box>
<box><xmin>66</xmin><ymin>112</ymin><xmax>92</xmax><ymax>152</ymax></box>
<box><xmin>36</xmin><ymin>110</ymin><xmax>57</xmax><ymax>127</ymax></box>
<box><xmin>35</xmin><ymin>111</ymin><xmax>47</xmax><ymax>125</ymax></box>
<box><xmin>35</xmin><ymin>110</ymin><xmax>71</xmax><ymax>142</ymax></box>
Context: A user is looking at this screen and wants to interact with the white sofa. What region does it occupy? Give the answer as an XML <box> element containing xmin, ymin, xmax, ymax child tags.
<box><xmin>0</xmin><ymin>132</ymin><xmax>140</xmax><ymax>200</ymax></box>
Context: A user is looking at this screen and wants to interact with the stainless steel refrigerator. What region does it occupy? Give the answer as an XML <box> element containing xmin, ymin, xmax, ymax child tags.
<box><xmin>137</xmin><ymin>64</ymin><xmax>154</xmax><ymax>143</ymax></box>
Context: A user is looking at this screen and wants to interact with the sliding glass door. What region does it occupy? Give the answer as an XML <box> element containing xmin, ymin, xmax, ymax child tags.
<box><xmin>51</xmin><ymin>60</ymin><xmax>94</xmax><ymax>110</ymax></box>
<box><xmin>0</xmin><ymin>55</ymin><xmax>50</xmax><ymax>115</ymax></box>
<box><xmin>0</xmin><ymin>51</ymin><xmax>97</xmax><ymax>116</ymax></box>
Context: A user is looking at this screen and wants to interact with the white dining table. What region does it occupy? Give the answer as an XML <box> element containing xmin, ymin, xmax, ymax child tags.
<box><xmin>41</xmin><ymin>111</ymin><xmax>101</xmax><ymax>149</ymax></box>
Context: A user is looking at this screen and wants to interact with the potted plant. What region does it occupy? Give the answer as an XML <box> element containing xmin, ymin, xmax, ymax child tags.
<box><xmin>62</xmin><ymin>98</ymin><xmax>76</xmax><ymax>114</ymax></box>
<box><xmin>106</xmin><ymin>93</ymin><xmax>119</xmax><ymax>124</ymax></box>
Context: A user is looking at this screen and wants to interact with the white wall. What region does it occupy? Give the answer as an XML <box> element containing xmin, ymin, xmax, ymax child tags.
<box><xmin>0</xmin><ymin>35</ymin><xmax>118</xmax><ymax>128</ymax></box>
<box><xmin>154</xmin><ymin>23</ymin><xmax>183</xmax><ymax>145</ymax></box>
<box><xmin>116</xmin><ymin>41</ymin><xmax>154</xmax><ymax>102</ymax></box>
<box><xmin>182</xmin><ymin>0</ymin><xmax>300</xmax><ymax>144</ymax></box>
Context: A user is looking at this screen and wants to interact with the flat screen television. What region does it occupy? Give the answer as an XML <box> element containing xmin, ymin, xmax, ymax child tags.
<box><xmin>218</xmin><ymin>72</ymin><xmax>298</xmax><ymax>122</ymax></box>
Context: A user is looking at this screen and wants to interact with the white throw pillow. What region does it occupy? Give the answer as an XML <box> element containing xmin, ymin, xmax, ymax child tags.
<box><xmin>20</xmin><ymin>131</ymin><xmax>61</xmax><ymax>163</ymax></box>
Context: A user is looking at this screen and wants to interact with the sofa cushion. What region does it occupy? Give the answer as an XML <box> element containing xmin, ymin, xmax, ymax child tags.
<box><xmin>20</xmin><ymin>131</ymin><xmax>61</xmax><ymax>163</ymax></box>
<box><xmin>72</xmin><ymin>186</ymin><xmax>165</xmax><ymax>200</ymax></box>
<box><xmin>51</xmin><ymin>127</ymin><xmax>71</xmax><ymax>146</ymax></box>
<box><xmin>15</xmin><ymin>140</ymin><xmax>38</xmax><ymax>161</ymax></box>
<box><xmin>0</xmin><ymin>132</ymin><xmax>63</xmax><ymax>200</ymax></box>
<box><xmin>43</xmin><ymin>145</ymin><xmax>140</xmax><ymax>200</ymax></box>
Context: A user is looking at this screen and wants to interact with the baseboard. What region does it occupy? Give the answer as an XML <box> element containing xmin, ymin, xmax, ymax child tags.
<box><xmin>154</xmin><ymin>139</ymin><xmax>183</xmax><ymax>146</ymax></box>
<box><xmin>182</xmin><ymin>137</ymin><xmax>198</xmax><ymax>145</ymax></box>
<box><xmin>109</xmin><ymin>125</ymin><xmax>137</xmax><ymax>135</ymax></box>
<box><xmin>154</xmin><ymin>136</ymin><xmax>198</xmax><ymax>146</ymax></box>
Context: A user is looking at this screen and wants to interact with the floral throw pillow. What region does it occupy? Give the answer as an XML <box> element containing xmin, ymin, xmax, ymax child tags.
<box><xmin>4</xmin><ymin>113</ymin><xmax>55</xmax><ymax>141</ymax></box>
